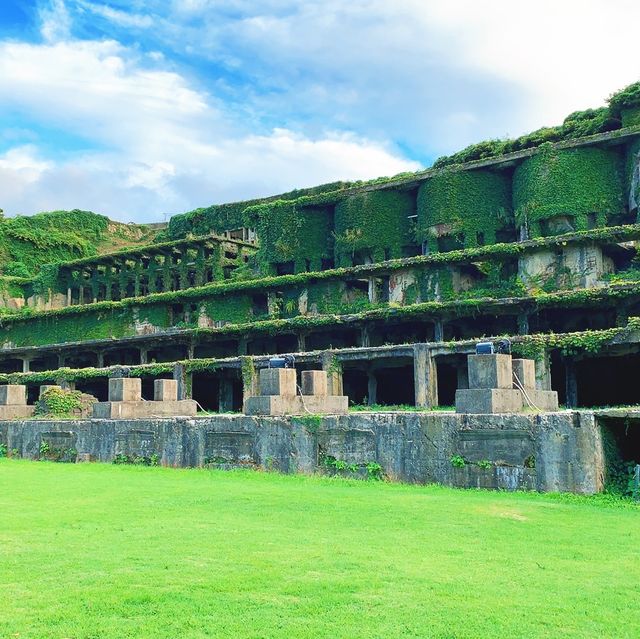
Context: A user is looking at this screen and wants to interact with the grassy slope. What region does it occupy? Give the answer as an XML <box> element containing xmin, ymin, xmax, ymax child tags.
<box><xmin>0</xmin><ymin>460</ymin><xmax>638</xmax><ymax>639</ymax></box>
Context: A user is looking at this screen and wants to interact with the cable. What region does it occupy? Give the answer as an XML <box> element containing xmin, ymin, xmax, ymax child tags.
<box><xmin>513</xmin><ymin>370</ymin><xmax>541</xmax><ymax>411</ymax></box>
<box><xmin>296</xmin><ymin>383</ymin><xmax>313</xmax><ymax>415</ymax></box>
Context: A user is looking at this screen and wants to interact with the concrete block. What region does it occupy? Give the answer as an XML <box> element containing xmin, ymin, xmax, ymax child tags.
<box><xmin>0</xmin><ymin>405</ymin><xmax>34</xmax><ymax>419</ymax></box>
<box><xmin>93</xmin><ymin>399</ymin><xmax>197</xmax><ymax>419</ymax></box>
<box><xmin>0</xmin><ymin>385</ymin><xmax>27</xmax><ymax>406</ymax></box>
<box><xmin>455</xmin><ymin>388</ymin><xmax>524</xmax><ymax>414</ymax></box>
<box><xmin>244</xmin><ymin>394</ymin><xmax>348</xmax><ymax>416</ymax></box>
<box><xmin>154</xmin><ymin>379</ymin><xmax>178</xmax><ymax>402</ymax></box>
<box><xmin>301</xmin><ymin>370</ymin><xmax>328</xmax><ymax>397</ymax></box>
<box><xmin>512</xmin><ymin>359</ymin><xmax>536</xmax><ymax>390</ymax></box>
<box><xmin>39</xmin><ymin>385</ymin><xmax>62</xmax><ymax>398</ymax></box>
<box><xmin>259</xmin><ymin>368</ymin><xmax>296</xmax><ymax>397</ymax></box>
<box><xmin>108</xmin><ymin>377</ymin><xmax>141</xmax><ymax>402</ymax></box>
<box><xmin>521</xmin><ymin>389</ymin><xmax>559</xmax><ymax>412</ymax></box>
<box><xmin>467</xmin><ymin>354</ymin><xmax>513</xmax><ymax>390</ymax></box>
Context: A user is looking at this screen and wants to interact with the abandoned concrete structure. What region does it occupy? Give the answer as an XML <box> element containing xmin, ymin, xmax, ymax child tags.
<box><xmin>1</xmin><ymin>86</ymin><xmax>640</xmax><ymax>493</ymax></box>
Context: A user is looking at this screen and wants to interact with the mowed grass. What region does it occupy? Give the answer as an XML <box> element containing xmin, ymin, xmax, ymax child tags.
<box><xmin>1</xmin><ymin>461</ymin><xmax>639</xmax><ymax>639</ymax></box>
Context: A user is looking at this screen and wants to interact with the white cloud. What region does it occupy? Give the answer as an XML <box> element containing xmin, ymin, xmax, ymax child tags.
<box><xmin>0</xmin><ymin>21</ymin><xmax>418</xmax><ymax>222</ymax></box>
<box><xmin>39</xmin><ymin>0</ymin><xmax>72</xmax><ymax>42</ymax></box>
<box><xmin>77</xmin><ymin>1</ymin><xmax>154</xmax><ymax>29</ymax></box>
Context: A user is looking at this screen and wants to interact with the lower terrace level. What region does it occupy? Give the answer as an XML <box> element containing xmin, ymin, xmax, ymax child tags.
<box><xmin>3</xmin><ymin>329</ymin><xmax>640</xmax><ymax>412</ymax></box>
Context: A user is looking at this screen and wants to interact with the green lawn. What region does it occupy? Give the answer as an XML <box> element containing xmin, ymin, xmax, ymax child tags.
<box><xmin>1</xmin><ymin>460</ymin><xmax>639</xmax><ymax>638</ymax></box>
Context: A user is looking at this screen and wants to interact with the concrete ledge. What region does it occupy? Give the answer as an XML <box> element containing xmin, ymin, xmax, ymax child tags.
<box><xmin>244</xmin><ymin>395</ymin><xmax>348</xmax><ymax>416</ymax></box>
<box><xmin>522</xmin><ymin>389</ymin><xmax>559</xmax><ymax>411</ymax></box>
<box><xmin>93</xmin><ymin>400</ymin><xmax>197</xmax><ymax>419</ymax></box>
<box><xmin>455</xmin><ymin>388</ymin><xmax>524</xmax><ymax>414</ymax></box>
<box><xmin>0</xmin><ymin>405</ymin><xmax>35</xmax><ymax>419</ymax></box>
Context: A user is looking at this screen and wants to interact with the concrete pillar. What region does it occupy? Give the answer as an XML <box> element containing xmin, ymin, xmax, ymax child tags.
<box><xmin>535</xmin><ymin>350</ymin><xmax>552</xmax><ymax>391</ymax></box>
<box><xmin>96</xmin><ymin>352</ymin><xmax>105</xmax><ymax>368</ymax></box>
<box><xmin>413</xmin><ymin>344</ymin><xmax>438</xmax><ymax>408</ymax></box>
<box><xmin>139</xmin><ymin>348</ymin><xmax>148</xmax><ymax>365</ymax></box>
<box><xmin>218</xmin><ymin>375</ymin><xmax>234</xmax><ymax>412</ymax></box>
<box><xmin>321</xmin><ymin>352</ymin><xmax>343</xmax><ymax>396</ymax></box>
<box><xmin>57</xmin><ymin>353</ymin><xmax>66</xmax><ymax>368</ymax></box>
<box><xmin>565</xmin><ymin>358</ymin><xmax>578</xmax><ymax>408</ymax></box>
<box><xmin>367</xmin><ymin>369</ymin><xmax>377</xmax><ymax>406</ymax></box>
<box><xmin>187</xmin><ymin>343</ymin><xmax>195</xmax><ymax>360</ymax></box>
<box><xmin>66</xmin><ymin>287</ymin><xmax>72</xmax><ymax>306</ymax></box>
<box><xmin>173</xmin><ymin>363</ymin><xmax>188</xmax><ymax>400</ymax></box>
<box><xmin>456</xmin><ymin>361</ymin><xmax>468</xmax><ymax>390</ymax></box>
<box><xmin>368</xmin><ymin>277</ymin><xmax>377</xmax><ymax>303</ymax></box>
<box><xmin>434</xmin><ymin>320</ymin><xmax>444</xmax><ymax>343</ymax></box>
<box><xmin>21</xmin><ymin>358</ymin><xmax>30</xmax><ymax>373</ymax></box>
<box><xmin>237</xmin><ymin>338</ymin><xmax>248</xmax><ymax>356</ymax></box>
<box><xmin>360</xmin><ymin>324</ymin><xmax>371</xmax><ymax>348</ymax></box>
<box><xmin>517</xmin><ymin>313</ymin><xmax>530</xmax><ymax>336</ymax></box>
<box><xmin>297</xmin><ymin>333</ymin><xmax>307</xmax><ymax>352</ymax></box>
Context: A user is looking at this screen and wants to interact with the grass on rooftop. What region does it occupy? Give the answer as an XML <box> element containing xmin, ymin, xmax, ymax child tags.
<box><xmin>1</xmin><ymin>459</ymin><xmax>639</xmax><ymax>638</ymax></box>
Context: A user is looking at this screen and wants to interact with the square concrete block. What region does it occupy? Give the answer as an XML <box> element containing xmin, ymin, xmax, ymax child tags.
<box><xmin>467</xmin><ymin>354</ymin><xmax>513</xmax><ymax>390</ymax></box>
<box><xmin>0</xmin><ymin>385</ymin><xmax>27</xmax><ymax>406</ymax></box>
<box><xmin>522</xmin><ymin>389</ymin><xmax>559</xmax><ymax>412</ymax></box>
<box><xmin>301</xmin><ymin>370</ymin><xmax>328</xmax><ymax>397</ymax></box>
<box><xmin>108</xmin><ymin>377</ymin><xmax>141</xmax><ymax>402</ymax></box>
<box><xmin>455</xmin><ymin>388</ymin><xmax>524</xmax><ymax>414</ymax></box>
<box><xmin>244</xmin><ymin>394</ymin><xmax>348</xmax><ymax>416</ymax></box>
<box><xmin>512</xmin><ymin>359</ymin><xmax>536</xmax><ymax>390</ymax></box>
<box><xmin>259</xmin><ymin>368</ymin><xmax>296</xmax><ymax>397</ymax></box>
<box><xmin>154</xmin><ymin>379</ymin><xmax>178</xmax><ymax>402</ymax></box>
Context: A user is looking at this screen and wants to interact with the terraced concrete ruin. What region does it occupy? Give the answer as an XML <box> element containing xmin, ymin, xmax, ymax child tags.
<box><xmin>2</xmin><ymin>83</ymin><xmax>640</xmax><ymax>493</ymax></box>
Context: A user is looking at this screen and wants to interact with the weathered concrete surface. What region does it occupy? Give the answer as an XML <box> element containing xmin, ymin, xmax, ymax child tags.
<box><xmin>455</xmin><ymin>388</ymin><xmax>524</xmax><ymax>414</ymax></box>
<box><xmin>244</xmin><ymin>395</ymin><xmax>348</xmax><ymax>416</ymax></box>
<box><xmin>93</xmin><ymin>400</ymin><xmax>198</xmax><ymax>419</ymax></box>
<box><xmin>468</xmin><ymin>354</ymin><xmax>513</xmax><ymax>389</ymax></box>
<box><xmin>0</xmin><ymin>411</ymin><xmax>603</xmax><ymax>494</ymax></box>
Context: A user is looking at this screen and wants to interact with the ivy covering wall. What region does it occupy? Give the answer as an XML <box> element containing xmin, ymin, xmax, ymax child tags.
<box><xmin>416</xmin><ymin>170</ymin><xmax>512</xmax><ymax>251</ymax></box>
<box><xmin>165</xmin><ymin>181</ymin><xmax>351</xmax><ymax>240</ymax></box>
<box><xmin>334</xmin><ymin>190</ymin><xmax>415</xmax><ymax>266</ymax></box>
<box><xmin>512</xmin><ymin>145</ymin><xmax>624</xmax><ymax>237</ymax></box>
<box><xmin>250</xmin><ymin>202</ymin><xmax>334</xmax><ymax>273</ymax></box>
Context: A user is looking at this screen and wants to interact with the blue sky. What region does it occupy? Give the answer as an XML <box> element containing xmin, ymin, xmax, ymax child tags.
<box><xmin>0</xmin><ymin>0</ymin><xmax>638</xmax><ymax>223</ymax></box>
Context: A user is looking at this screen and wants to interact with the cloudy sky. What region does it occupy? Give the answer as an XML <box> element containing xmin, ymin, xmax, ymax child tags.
<box><xmin>0</xmin><ymin>1</ymin><xmax>638</xmax><ymax>223</ymax></box>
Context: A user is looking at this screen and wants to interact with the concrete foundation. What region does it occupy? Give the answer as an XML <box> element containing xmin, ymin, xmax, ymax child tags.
<box><xmin>93</xmin><ymin>400</ymin><xmax>197</xmax><ymax>419</ymax></box>
<box><xmin>455</xmin><ymin>388</ymin><xmax>524</xmax><ymax>414</ymax></box>
<box><xmin>0</xmin><ymin>410</ymin><xmax>604</xmax><ymax>494</ymax></box>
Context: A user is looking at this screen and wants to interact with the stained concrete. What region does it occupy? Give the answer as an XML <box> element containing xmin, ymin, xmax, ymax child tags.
<box><xmin>0</xmin><ymin>410</ymin><xmax>603</xmax><ymax>494</ymax></box>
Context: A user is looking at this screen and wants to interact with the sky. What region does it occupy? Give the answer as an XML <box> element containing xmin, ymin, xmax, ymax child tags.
<box><xmin>0</xmin><ymin>1</ymin><xmax>638</xmax><ymax>223</ymax></box>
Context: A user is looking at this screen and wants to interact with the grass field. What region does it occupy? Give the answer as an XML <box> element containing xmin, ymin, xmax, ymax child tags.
<box><xmin>1</xmin><ymin>460</ymin><xmax>639</xmax><ymax>639</ymax></box>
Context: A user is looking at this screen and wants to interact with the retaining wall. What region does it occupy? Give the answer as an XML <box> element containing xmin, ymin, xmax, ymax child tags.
<box><xmin>0</xmin><ymin>411</ymin><xmax>603</xmax><ymax>494</ymax></box>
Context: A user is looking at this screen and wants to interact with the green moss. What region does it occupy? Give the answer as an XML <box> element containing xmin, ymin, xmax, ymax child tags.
<box><xmin>202</xmin><ymin>295</ymin><xmax>254</xmax><ymax>325</ymax></box>
<box><xmin>334</xmin><ymin>190</ymin><xmax>415</xmax><ymax>266</ymax></box>
<box><xmin>417</xmin><ymin>170</ymin><xmax>512</xmax><ymax>250</ymax></box>
<box><xmin>165</xmin><ymin>182</ymin><xmax>352</xmax><ymax>240</ymax></box>
<box><xmin>513</xmin><ymin>145</ymin><xmax>624</xmax><ymax>237</ymax></box>
<box><xmin>251</xmin><ymin>202</ymin><xmax>333</xmax><ymax>273</ymax></box>
<box><xmin>608</xmin><ymin>82</ymin><xmax>640</xmax><ymax>119</ymax></box>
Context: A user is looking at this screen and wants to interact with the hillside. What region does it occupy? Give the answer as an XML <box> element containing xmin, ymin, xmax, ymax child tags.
<box><xmin>0</xmin><ymin>209</ymin><xmax>161</xmax><ymax>278</ymax></box>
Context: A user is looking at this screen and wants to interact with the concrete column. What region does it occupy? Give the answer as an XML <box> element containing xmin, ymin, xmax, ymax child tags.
<box><xmin>368</xmin><ymin>277</ymin><xmax>377</xmax><ymax>303</ymax></box>
<box><xmin>434</xmin><ymin>320</ymin><xmax>444</xmax><ymax>343</ymax></box>
<box><xmin>66</xmin><ymin>287</ymin><xmax>72</xmax><ymax>306</ymax></box>
<box><xmin>321</xmin><ymin>351</ymin><xmax>343</xmax><ymax>396</ymax></box>
<box><xmin>79</xmin><ymin>285</ymin><xmax>84</xmax><ymax>305</ymax></box>
<box><xmin>456</xmin><ymin>361</ymin><xmax>468</xmax><ymax>390</ymax></box>
<box><xmin>21</xmin><ymin>358</ymin><xmax>30</xmax><ymax>373</ymax></box>
<box><xmin>96</xmin><ymin>352</ymin><xmax>105</xmax><ymax>368</ymax></box>
<box><xmin>565</xmin><ymin>358</ymin><xmax>578</xmax><ymax>408</ymax></box>
<box><xmin>297</xmin><ymin>333</ymin><xmax>307</xmax><ymax>352</ymax></box>
<box><xmin>139</xmin><ymin>348</ymin><xmax>148</xmax><ymax>365</ymax></box>
<box><xmin>367</xmin><ymin>369</ymin><xmax>377</xmax><ymax>406</ymax></box>
<box><xmin>173</xmin><ymin>363</ymin><xmax>189</xmax><ymax>400</ymax></box>
<box><xmin>535</xmin><ymin>350</ymin><xmax>552</xmax><ymax>391</ymax></box>
<box><xmin>413</xmin><ymin>344</ymin><xmax>438</xmax><ymax>408</ymax></box>
<box><xmin>187</xmin><ymin>343</ymin><xmax>195</xmax><ymax>360</ymax></box>
<box><xmin>517</xmin><ymin>313</ymin><xmax>530</xmax><ymax>336</ymax></box>
<box><xmin>360</xmin><ymin>324</ymin><xmax>371</xmax><ymax>348</ymax></box>
<box><xmin>237</xmin><ymin>338</ymin><xmax>248</xmax><ymax>356</ymax></box>
<box><xmin>57</xmin><ymin>353</ymin><xmax>66</xmax><ymax>368</ymax></box>
<box><xmin>218</xmin><ymin>375</ymin><xmax>234</xmax><ymax>412</ymax></box>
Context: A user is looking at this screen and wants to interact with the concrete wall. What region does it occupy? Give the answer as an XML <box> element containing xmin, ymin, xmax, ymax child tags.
<box><xmin>0</xmin><ymin>411</ymin><xmax>604</xmax><ymax>494</ymax></box>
